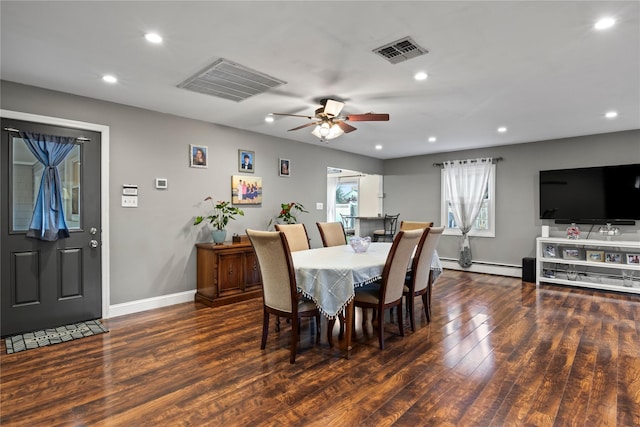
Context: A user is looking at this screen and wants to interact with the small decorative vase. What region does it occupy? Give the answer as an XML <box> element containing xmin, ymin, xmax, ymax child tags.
<box><xmin>211</xmin><ymin>229</ymin><xmax>227</xmax><ymax>244</ymax></box>
<box><xmin>566</xmin><ymin>223</ymin><xmax>580</xmax><ymax>240</ymax></box>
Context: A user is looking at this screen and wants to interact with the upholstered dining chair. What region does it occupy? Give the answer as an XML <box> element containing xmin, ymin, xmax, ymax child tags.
<box><xmin>399</xmin><ymin>220</ymin><xmax>434</xmax><ymax>231</ymax></box>
<box><xmin>246</xmin><ymin>229</ymin><xmax>320</xmax><ymax>364</ymax></box>
<box><xmin>316</xmin><ymin>222</ymin><xmax>348</xmax><ymax>247</ymax></box>
<box><xmin>274</xmin><ymin>223</ymin><xmax>310</xmax><ymax>252</ymax></box>
<box><xmin>372</xmin><ymin>214</ymin><xmax>400</xmax><ymax>242</ymax></box>
<box><xmin>403</xmin><ymin>226</ymin><xmax>444</xmax><ymax>331</ymax></box>
<box><xmin>353</xmin><ymin>229</ymin><xmax>423</xmax><ymax>350</ymax></box>
<box><xmin>340</xmin><ymin>214</ymin><xmax>356</xmax><ymax>236</ymax></box>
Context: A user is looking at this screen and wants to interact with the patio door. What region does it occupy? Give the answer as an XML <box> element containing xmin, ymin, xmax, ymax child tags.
<box><xmin>1</xmin><ymin>118</ymin><xmax>102</xmax><ymax>336</ymax></box>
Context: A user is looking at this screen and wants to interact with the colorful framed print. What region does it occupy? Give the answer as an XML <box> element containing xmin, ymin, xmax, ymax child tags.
<box><xmin>586</xmin><ymin>250</ymin><xmax>604</xmax><ymax>262</ymax></box>
<box><xmin>190</xmin><ymin>144</ymin><xmax>208</xmax><ymax>168</ymax></box>
<box><xmin>627</xmin><ymin>254</ymin><xmax>640</xmax><ymax>265</ymax></box>
<box><xmin>232</xmin><ymin>175</ymin><xmax>262</xmax><ymax>205</ymax></box>
<box><xmin>562</xmin><ymin>248</ymin><xmax>581</xmax><ymax>260</ymax></box>
<box><xmin>605</xmin><ymin>252</ymin><xmax>622</xmax><ymax>263</ymax></box>
<box><xmin>238</xmin><ymin>150</ymin><xmax>255</xmax><ymax>173</ymax></box>
<box><xmin>279</xmin><ymin>158</ymin><xmax>290</xmax><ymax>177</ymax></box>
<box><xmin>543</xmin><ymin>244</ymin><xmax>557</xmax><ymax>258</ymax></box>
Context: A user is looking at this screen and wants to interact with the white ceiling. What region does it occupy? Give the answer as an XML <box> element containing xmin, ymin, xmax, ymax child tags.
<box><xmin>1</xmin><ymin>1</ymin><xmax>638</xmax><ymax>160</ymax></box>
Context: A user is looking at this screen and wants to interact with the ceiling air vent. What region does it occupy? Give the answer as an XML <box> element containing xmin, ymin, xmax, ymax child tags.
<box><xmin>177</xmin><ymin>58</ymin><xmax>286</xmax><ymax>102</ymax></box>
<box><xmin>372</xmin><ymin>36</ymin><xmax>428</xmax><ymax>64</ymax></box>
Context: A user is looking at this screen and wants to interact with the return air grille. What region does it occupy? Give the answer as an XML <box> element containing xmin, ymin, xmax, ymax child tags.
<box><xmin>177</xmin><ymin>58</ymin><xmax>286</xmax><ymax>102</ymax></box>
<box><xmin>373</xmin><ymin>37</ymin><xmax>428</xmax><ymax>64</ymax></box>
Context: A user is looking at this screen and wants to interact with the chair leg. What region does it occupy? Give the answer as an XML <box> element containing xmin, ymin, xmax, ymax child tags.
<box><xmin>408</xmin><ymin>294</ymin><xmax>416</xmax><ymax>332</ymax></box>
<box><xmin>377</xmin><ymin>308</ymin><xmax>385</xmax><ymax>350</ymax></box>
<box><xmin>290</xmin><ymin>317</ymin><xmax>299</xmax><ymax>364</ymax></box>
<box><xmin>261</xmin><ymin>310</ymin><xmax>269</xmax><ymax>349</ymax></box>
<box><xmin>315</xmin><ymin>313</ymin><xmax>321</xmax><ymax>344</ymax></box>
<box><xmin>327</xmin><ymin>318</ymin><xmax>336</xmax><ymax>347</ymax></box>
<box><xmin>422</xmin><ymin>293</ymin><xmax>431</xmax><ymax>323</ymax></box>
<box><xmin>275</xmin><ymin>316</ymin><xmax>280</xmax><ymax>332</ymax></box>
<box><xmin>397</xmin><ymin>302</ymin><xmax>404</xmax><ymax>337</ymax></box>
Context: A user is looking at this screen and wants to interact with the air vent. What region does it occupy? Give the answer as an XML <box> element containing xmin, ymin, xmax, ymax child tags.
<box><xmin>372</xmin><ymin>37</ymin><xmax>428</xmax><ymax>64</ymax></box>
<box><xmin>177</xmin><ymin>58</ymin><xmax>286</xmax><ymax>102</ymax></box>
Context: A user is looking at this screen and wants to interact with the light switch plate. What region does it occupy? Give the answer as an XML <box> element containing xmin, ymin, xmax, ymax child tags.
<box><xmin>316</xmin><ymin>202</ymin><xmax>323</xmax><ymax>210</ymax></box>
<box><xmin>122</xmin><ymin>195</ymin><xmax>138</xmax><ymax>207</ymax></box>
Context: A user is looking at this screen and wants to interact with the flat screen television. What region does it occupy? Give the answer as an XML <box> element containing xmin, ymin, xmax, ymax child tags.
<box><xmin>539</xmin><ymin>163</ymin><xmax>640</xmax><ymax>224</ymax></box>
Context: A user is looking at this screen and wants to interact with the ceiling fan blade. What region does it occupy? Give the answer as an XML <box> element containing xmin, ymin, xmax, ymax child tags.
<box><xmin>270</xmin><ymin>112</ymin><xmax>315</xmax><ymax>120</ymax></box>
<box><xmin>323</xmin><ymin>99</ymin><xmax>345</xmax><ymax>117</ymax></box>
<box><xmin>288</xmin><ymin>121</ymin><xmax>319</xmax><ymax>131</ymax></box>
<box><xmin>345</xmin><ymin>113</ymin><xmax>390</xmax><ymax>122</ymax></box>
<box><xmin>336</xmin><ymin>121</ymin><xmax>357</xmax><ymax>133</ymax></box>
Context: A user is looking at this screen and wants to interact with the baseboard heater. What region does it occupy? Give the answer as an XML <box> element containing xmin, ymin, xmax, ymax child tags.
<box><xmin>439</xmin><ymin>257</ymin><xmax>522</xmax><ymax>278</ymax></box>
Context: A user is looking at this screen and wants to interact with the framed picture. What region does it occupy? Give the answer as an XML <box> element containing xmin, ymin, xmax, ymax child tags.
<box><xmin>562</xmin><ymin>248</ymin><xmax>581</xmax><ymax>260</ymax></box>
<box><xmin>232</xmin><ymin>175</ymin><xmax>262</xmax><ymax>205</ymax></box>
<box><xmin>543</xmin><ymin>244</ymin><xmax>557</xmax><ymax>258</ymax></box>
<box><xmin>627</xmin><ymin>254</ymin><xmax>640</xmax><ymax>265</ymax></box>
<box><xmin>586</xmin><ymin>250</ymin><xmax>604</xmax><ymax>262</ymax></box>
<box><xmin>238</xmin><ymin>149</ymin><xmax>255</xmax><ymax>173</ymax></box>
<box><xmin>605</xmin><ymin>252</ymin><xmax>622</xmax><ymax>263</ymax></box>
<box><xmin>279</xmin><ymin>158</ymin><xmax>290</xmax><ymax>177</ymax></box>
<box><xmin>190</xmin><ymin>144</ymin><xmax>208</xmax><ymax>168</ymax></box>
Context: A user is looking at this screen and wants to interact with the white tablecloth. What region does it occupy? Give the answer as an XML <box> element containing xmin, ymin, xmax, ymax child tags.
<box><xmin>292</xmin><ymin>243</ymin><xmax>442</xmax><ymax>318</ymax></box>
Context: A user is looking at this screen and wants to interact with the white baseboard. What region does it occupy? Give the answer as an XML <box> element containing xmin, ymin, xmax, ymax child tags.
<box><xmin>107</xmin><ymin>290</ymin><xmax>196</xmax><ymax>319</ymax></box>
<box><xmin>440</xmin><ymin>259</ymin><xmax>522</xmax><ymax>278</ymax></box>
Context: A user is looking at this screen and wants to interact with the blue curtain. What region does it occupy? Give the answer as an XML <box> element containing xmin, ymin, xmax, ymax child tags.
<box><xmin>20</xmin><ymin>132</ymin><xmax>76</xmax><ymax>241</ymax></box>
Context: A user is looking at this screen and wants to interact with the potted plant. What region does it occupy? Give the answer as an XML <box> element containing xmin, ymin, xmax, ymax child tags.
<box><xmin>194</xmin><ymin>197</ymin><xmax>244</xmax><ymax>244</ymax></box>
<box><xmin>268</xmin><ymin>202</ymin><xmax>308</xmax><ymax>229</ymax></box>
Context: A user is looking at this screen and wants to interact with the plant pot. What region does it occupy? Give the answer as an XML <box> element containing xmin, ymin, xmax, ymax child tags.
<box><xmin>211</xmin><ymin>229</ymin><xmax>227</xmax><ymax>244</ymax></box>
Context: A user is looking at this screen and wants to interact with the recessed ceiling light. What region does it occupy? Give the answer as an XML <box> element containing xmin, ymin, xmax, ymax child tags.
<box><xmin>428</xmin><ymin>136</ymin><xmax>437</xmax><ymax>143</ymax></box>
<box><xmin>497</xmin><ymin>126</ymin><xmax>507</xmax><ymax>133</ymax></box>
<box><xmin>594</xmin><ymin>17</ymin><xmax>616</xmax><ymax>30</ymax></box>
<box><xmin>605</xmin><ymin>111</ymin><xmax>618</xmax><ymax>119</ymax></box>
<box><xmin>375</xmin><ymin>145</ymin><xmax>383</xmax><ymax>150</ymax></box>
<box><xmin>102</xmin><ymin>75</ymin><xmax>117</xmax><ymax>84</ymax></box>
<box><xmin>414</xmin><ymin>71</ymin><xmax>428</xmax><ymax>81</ymax></box>
<box><xmin>145</xmin><ymin>33</ymin><xmax>163</xmax><ymax>44</ymax></box>
<box><xmin>265</xmin><ymin>115</ymin><xmax>274</xmax><ymax>123</ymax></box>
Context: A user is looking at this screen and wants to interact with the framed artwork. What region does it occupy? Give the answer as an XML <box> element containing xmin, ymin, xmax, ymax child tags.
<box><xmin>190</xmin><ymin>144</ymin><xmax>208</xmax><ymax>168</ymax></box>
<box><xmin>238</xmin><ymin>149</ymin><xmax>255</xmax><ymax>173</ymax></box>
<box><xmin>627</xmin><ymin>254</ymin><xmax>640</xmax><ymax>265</ymax></box>
<box><xmin>232</xmin><ymin>175</ymin><xmax>262</xmax><ymax>205</ymax></box>
<box><xmin>562</xmin><ymin>248</ymin><xmax>581</xmax><ymax>260</ymax></box>
<box><xmin>586</xmin><ymin>250</ymin><xmax>604</xmax><ymax>262</ymax></box>
<box><xmin>279</xmin><ymin>158</ymin><xmax>290</xmax><ymax>177</ymax></box>
<box><xmin>543</xmin><ymin>244</ymin><xmax>557</xmax><ymax>258</ymax></box>
<box><xmin>605</xmin><ymin>252</ymin><xmax>622</xmax><ymax>263</ymax></box>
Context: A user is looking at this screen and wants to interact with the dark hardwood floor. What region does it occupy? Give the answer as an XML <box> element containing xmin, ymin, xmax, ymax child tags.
<box><xmin>2</xmin><ymin>270</ymin><xmax>639</xmax><ymax>426</ymax></box>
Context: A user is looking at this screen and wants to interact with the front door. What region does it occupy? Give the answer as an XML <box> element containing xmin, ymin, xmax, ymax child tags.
<box><xmin>1</xmin><ymin>118</ymin><xmax>102</xmax><ymax>336</ymax></box>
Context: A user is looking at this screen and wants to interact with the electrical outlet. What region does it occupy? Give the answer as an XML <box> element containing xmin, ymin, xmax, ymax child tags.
<box><xmin>122</xmin><ymin>195</ymin><xmax>138</xmax><ymax>207</ymax></box>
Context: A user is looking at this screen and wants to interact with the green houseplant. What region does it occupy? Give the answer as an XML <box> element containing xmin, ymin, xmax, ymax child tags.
<box><xmin>194</xmin><ymin>197</ymin><xmax>244</xmax><ymax>244</ymax></box>
<box><xmin>268</xmin><ymin>202</ymin><xmax>308</xmax><ymax>229</ymax></box>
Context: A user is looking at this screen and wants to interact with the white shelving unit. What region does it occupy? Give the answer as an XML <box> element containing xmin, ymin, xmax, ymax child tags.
<box><xmin>536</xmin><ymin>237</ymin><xmax>640</xmax><ymax>294</ymax></box>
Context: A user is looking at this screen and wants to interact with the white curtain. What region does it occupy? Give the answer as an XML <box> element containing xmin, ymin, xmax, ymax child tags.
<box><xmin>443</xmin><ymin>157</ymin><xmax>493</xmax><ymax>267</ymax></box>
<box><xmin>326</xmin><ymin>176</ymin><xmax>338</xmax><ymax>222</ymax></box>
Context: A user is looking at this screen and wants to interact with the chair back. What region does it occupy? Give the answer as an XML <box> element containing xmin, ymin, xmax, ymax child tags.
<box><xmin>340</xmin><ymin>214</ymin><xmax>355</xmax><ymax>230</ymax></box>
<box><xmin>380</xmin><ymin>229</ymin><xmax>423</xmax><ymax>304</ymax></box>
<box><xmin>383</xmin><ymin>214</ymin><xmax>400</xmax><ymax>235</ymax></box>
<box><xmin>400</xmin><ymin>221</ymin><xmax>434</xmax><ymax>231</ymax></box>
<box><xmin>274</xmin><ymin>223</ymin><xmax>310</xmax><ymax>252</ymax></box>
<box><xmin>246</xmin><ymin>229</ymin><xmax>296</xmax><ymax>313</ymax></box>
<box><xmin>316</xmin><ymin>222</ymin><xmax>347</xmax><ymax>247</ymax></box>
<box><xmin>411</xmin><ymin>227</ymin><xmax>444</xmax><ymax>293</ymax></box>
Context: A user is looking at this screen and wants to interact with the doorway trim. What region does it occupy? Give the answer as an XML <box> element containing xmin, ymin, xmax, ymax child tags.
<box><xmin>1</xmin><ymin>109</ymin><xmax>110</xmax><ymax>319</ymax></box>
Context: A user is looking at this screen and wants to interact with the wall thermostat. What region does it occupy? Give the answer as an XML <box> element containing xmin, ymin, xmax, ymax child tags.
<box><xmin>155</xmin><ymin>178</ymin><xmax>168</xmax><ymax>189</ymax></box>
<box><xmin>122</xmin><ymin>184</ymin><xmax>138</xmax><ymax>195</ymax></box>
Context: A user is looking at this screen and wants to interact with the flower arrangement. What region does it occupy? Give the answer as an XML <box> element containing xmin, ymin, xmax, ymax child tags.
<box><xmin>268</xmin><ymin>202</ymin><xmax>308</xmax><ymax>229</ymax></box>
<box><xmin>193</xmin><ymin>197</ymin><xmax>244</xmax><ymax>230</ymax></box>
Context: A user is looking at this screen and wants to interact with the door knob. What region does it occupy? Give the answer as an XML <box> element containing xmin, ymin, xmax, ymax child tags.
<box><xmin>89</xmin><ymin>240</ymin><xmax>99</xmax><ymax>248</ymax></box>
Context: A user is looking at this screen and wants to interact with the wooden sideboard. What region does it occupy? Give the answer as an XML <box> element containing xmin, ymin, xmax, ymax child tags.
<box><xmin>195</xmin><ymin>237</ymin><xmax>263</xmax><ymax>307</ymax></box>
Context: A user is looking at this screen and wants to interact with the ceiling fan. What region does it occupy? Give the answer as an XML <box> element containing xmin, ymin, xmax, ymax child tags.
<box><xmin>269</xmin><ymin>99</ymin><xmax>390</xmax><ymax>141</ymax></box>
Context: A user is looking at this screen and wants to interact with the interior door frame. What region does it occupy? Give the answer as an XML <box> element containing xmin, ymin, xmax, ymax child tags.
<box><xmin>1</xmin><ymin>109</ymin><xmax>110</xmax><ymax>319</ymax></box>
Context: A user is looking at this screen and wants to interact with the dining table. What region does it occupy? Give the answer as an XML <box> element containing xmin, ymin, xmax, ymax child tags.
<box><xmin>291</xmin><ymin>242</ymin><xmax>442</xmax><ymax>358</ymax></box>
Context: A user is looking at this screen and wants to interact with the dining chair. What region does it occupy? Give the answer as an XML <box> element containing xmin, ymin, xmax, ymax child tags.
<box><xmin>274</xmin><ymin>223</ymin><xmax>310</xmax><ymax>252</ymax></box>
<box><xmin>353</xmin><ymin>229</ymin><xmax>423</xmax><ymax>350</ymax></box>
<box><xmin>316</xmin><ymin>222</ymin><xmax>348</xmax><ymax>247</ymax></box>
<box><xmin>340</xmin><ymin>214</ymin><xmax>356</xmax><ymax>236</ymax></box>
<box><xmin>403</xmin><ymin>226</ymin><xmax>444</xmax><ymax>331</ymax></box>
<box><xmin>246</xmin><ymin>229</ymin><xmax>320</xmax><ymax>364</ymax></box>
<box><xmin>372</xmin><ymin>214</ymin><xmax>400</xmax><ymax>242</ymax></box>
<box><xmin>399</xmin><ymin>220</ymin><xmax>434</xmax><ymax>231</ymax></box>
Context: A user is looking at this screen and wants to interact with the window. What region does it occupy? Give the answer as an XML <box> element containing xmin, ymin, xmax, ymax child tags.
<box><xmin>440</xmin><ymin>164</ymin><xmax>495</xmax><ymax>237</ymax></box>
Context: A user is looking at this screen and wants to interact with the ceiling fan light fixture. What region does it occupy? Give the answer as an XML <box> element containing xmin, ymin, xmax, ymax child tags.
<box><xmin>312</xmin><ymin>123</ymin><xmax>344</xmax><ymax>140</ymax></box>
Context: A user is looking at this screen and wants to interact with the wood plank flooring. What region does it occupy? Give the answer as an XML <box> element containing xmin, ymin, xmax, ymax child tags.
<box><xmin>1</xmin><ymin>270</ymin><xmax>639</xmax><ymax>426</ymax></box>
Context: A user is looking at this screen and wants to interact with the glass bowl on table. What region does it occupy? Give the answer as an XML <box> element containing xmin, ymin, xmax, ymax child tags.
<box><xmin>349</xmin><ymin>236</ymin><xmax>371</xmax><ymax>253</ymax></box>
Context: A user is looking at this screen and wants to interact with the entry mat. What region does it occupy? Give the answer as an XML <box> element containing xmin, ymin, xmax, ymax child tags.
<box><xmin>5</xmin><ymin>320</ymin><xmax>109</xmax><ymax>354</ymax></box>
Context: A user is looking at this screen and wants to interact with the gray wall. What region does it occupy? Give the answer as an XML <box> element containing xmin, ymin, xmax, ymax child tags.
<box><xmin>1</xmin><ymin>81</ymin><xmax>383</xmax><ymax>304</ymax></box>
<box><xmin>384</xmin><ymin>130</ymin><xmax>640</xmax><ymax>266</ymax></box>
